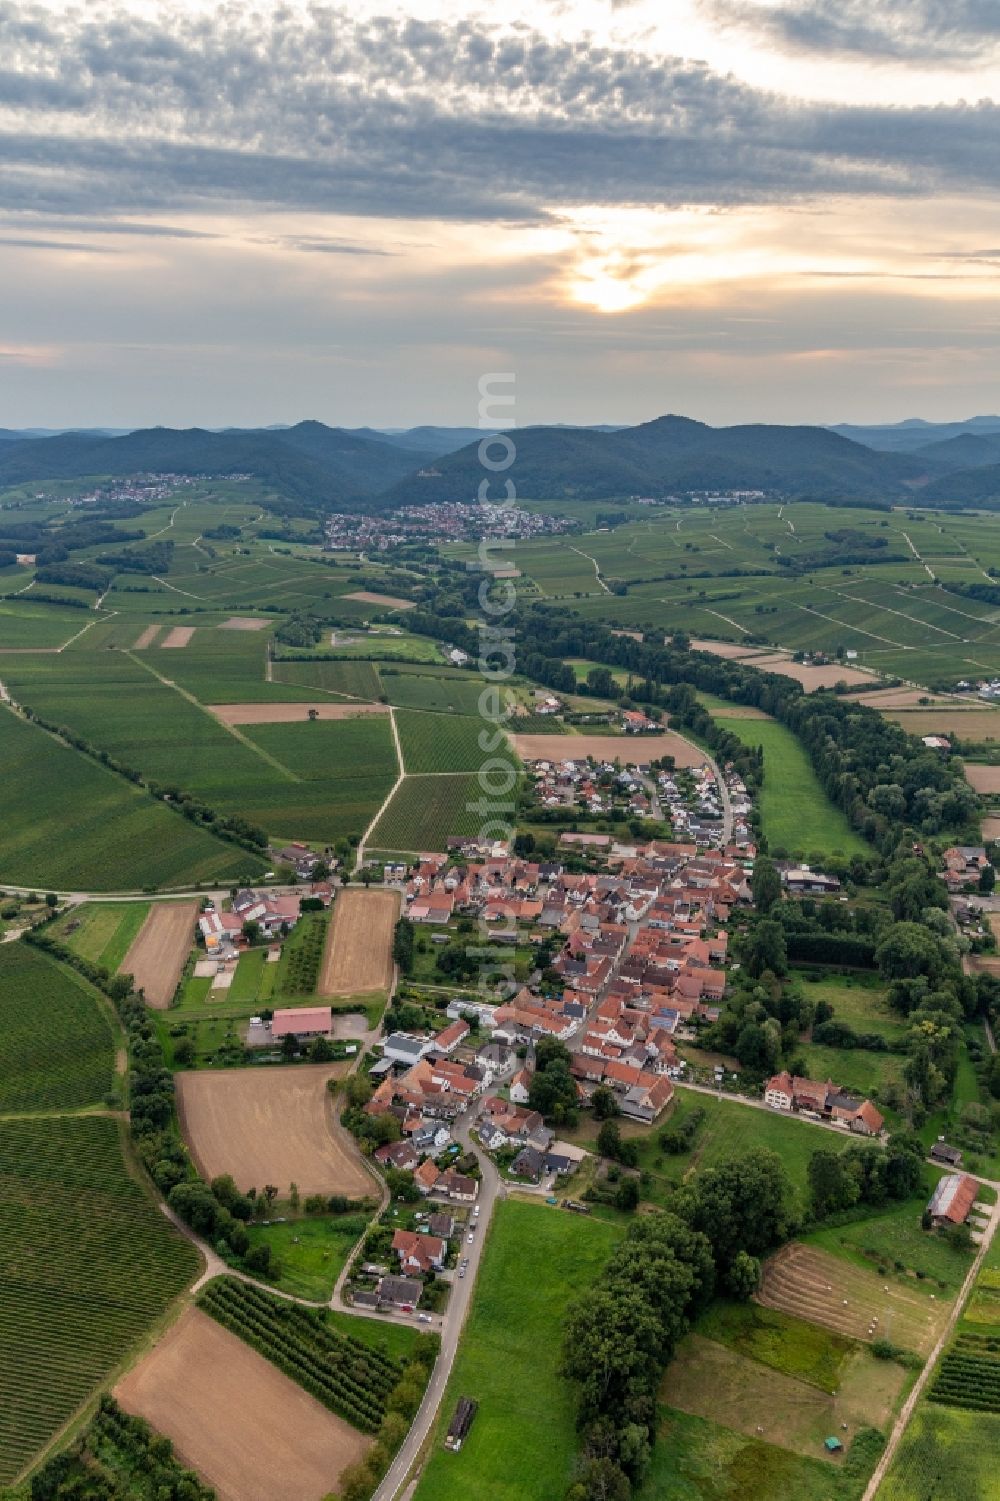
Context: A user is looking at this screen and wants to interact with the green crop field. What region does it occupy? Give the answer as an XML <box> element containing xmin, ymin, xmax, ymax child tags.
<box><xmin>0</xmin><ymin>704</ymin><xmax>257</xmax><ymax>890</ymax></box>
<box><xmin>877</xmin><ymin>1404</ymin><xmax>1000</xmax><ymax>1500</ymax></box>
<box><xmin>368</xmin><ymin>772</ymin><xmax>483</xmax><ymax>851</ymax></box>
<box><xmin>713</xmin><ymin>716</ymin><xmax>871</xmax><ymax>856</ymax></box>
<box><xmin>0</xmin><ymin>944</ymin><xmax>115</xmax><ymax>1114</ymax></box>
<box><xmin>0</xmin><ymin>1114</ymin><xmax>198</xmax><ymax>1482</ymax></box>
<box><xmin>395</xmin><ymin>708</ymin><xmax>489</xmax><ymax>773</ymax></box>
<box><xmin>51</xmin><ymin>902</ymin><xmax>151</xmax><ymax>972</ymax></box>
<box><xmin>378</xmin><ymin>668</ymin><xmax>486</xmax><ymax>716</ymax></box>
<box><xmin>694</xmin><ymin>1301</ymin><xmax>857</xmax><ymax>1393</ymax></box>
<box><xmin>271</xmin><ymin>657</ymin><xmax>382</xmax><ymax>699</ymax></box>
<box><xmin>414</xmin><ymin>1200</ymin><xmax>623</xmax><ymax>1501</ymax></box>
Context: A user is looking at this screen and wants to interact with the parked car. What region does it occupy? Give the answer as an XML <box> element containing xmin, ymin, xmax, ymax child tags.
<box><xmin>418</xmin><ymin>1313</ymin><xmax>432</xmax><ymax>1323</ymax></box>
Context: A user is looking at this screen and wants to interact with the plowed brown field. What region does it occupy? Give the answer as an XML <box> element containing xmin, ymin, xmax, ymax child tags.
<box><xmin>320</xmin><ymin>887</ymin><xmax>399</xmax><ymax>996</ymax></box>
<box><xmin>115</xmin><ymin>1308</ymin><xmax>369</xmax><ymax>1501</ymax></box>
<box><xmin>342</xmin><ymin>591</ymin><xmax>415</xmax><ymax>610</ymax></box>
<box><xmin>510</xmin><ymin>732</ymin><xmax>704</xmax><ymax>767</ymax></box>
<box><xmin>119</xmin><ymin>901</ymin><xmax>198</xmax><ymax>1008</ymax></box>
<box><xmin>176</xmin><ymin>1063</ymin><xmax>370</xmax><ymax>1196</ymax></box>
<box><xmin>757</xmin><ymin>1243</ymin><xmax>947</xmax><ymax>1357</ymax></box>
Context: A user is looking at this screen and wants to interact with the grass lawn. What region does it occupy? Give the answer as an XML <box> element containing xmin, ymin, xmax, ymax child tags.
<box><xmin>804</xmin><ymin>1180</ymin><xmax>973</xmax><ymax>1296</ymax></box>
<box><xmin>793</xmin><ymin>970</ymin><xmax>907</xmax><ymax>1045</ymax></box>
<box><xmin>244</xmin><ymin>1208</ymin><xmax>369</xmax><ymax>1301</ymax></box>
<box><xmin>229</xmin><ymin>948</ymin><xmax>278</xmax><ymax>1006</ymax></box>
<box><xmin>797</xmin><ymin>1042</ymin><xmax>906</xmax><ymax>1102</ymax></box>
<box><xmin>714</xmin><ymin>716</ymin><xmax>870</xmax><ymax>856</ymax></box>
<box><xmin>877</xmin><ymin>1404</ymin><xmax>1000</xmax><ymax>1500</ymax></box>
<box><xmin>567</xmin><ymin>1091</ymin><xmax>847</xmax><ymax>1214</ymax></box>
<box><xmin>52</xmin><ymin>901</ymin><xmax>150</xmax><ymax>971</ymax></box>
<box><xmin>413</xmin><ymin>1199</ymin><xmax>623</xmax><ymax>1501</ymax></box>
<box><xmin>636</xmin><ymin>1407</ymin><xmax>878</xmax><ymax>1501</ymax></box>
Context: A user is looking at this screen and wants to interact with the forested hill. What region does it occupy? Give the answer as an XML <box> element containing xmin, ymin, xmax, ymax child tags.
<box><xmin>9</xmin><ymin>411</ymin><xmax>1000</xmax><ymax>510</ymax></box>
<box><xmin>0</xmin><ymin>422</ymin><xmax>426</xmax><ymax>512</ymax></box>
<box><xmin>381</xmin><ymin>415</ymin><xmax>931</xmax><ymax>504</ymax></box>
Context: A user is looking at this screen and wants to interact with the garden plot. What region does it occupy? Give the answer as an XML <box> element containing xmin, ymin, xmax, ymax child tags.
<box><xmin>176</xmin><ymin>1062</ymin><xmax>370</xmax><ymax>1196</ymax></box>
<box><xmin>758</xmin><ymin>1243</ymin><xmax>949</xmax><ymax>1357</ymax></box>
<box><xmin>115</xmin><ymin>1307</ymin><xmax>369</xmax><ymax>1501</ymax></box>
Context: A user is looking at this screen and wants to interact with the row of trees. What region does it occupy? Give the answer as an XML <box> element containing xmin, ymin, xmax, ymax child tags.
<box><xmin>562</xmin><ymin>1149</ymin><xmax>793</xmax><ymax>1499</ymax></box>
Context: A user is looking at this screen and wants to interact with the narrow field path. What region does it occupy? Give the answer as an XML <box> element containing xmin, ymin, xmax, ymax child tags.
<box><xmin>356</xmin><ymin>707</ymin><xmax>405</xmax><ymax>868</ymax></box>
<box><xmin>567</xmin><ymin>544</ymin><xmax>611</xmax><ymax>593</ymax></box>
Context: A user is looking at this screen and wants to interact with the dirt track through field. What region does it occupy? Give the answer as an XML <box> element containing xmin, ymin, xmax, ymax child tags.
<box><xmin>176</xmin><ymin>1063</ymin><xmax>371</xmax><ymax>1196</ymax></box>
<box><xmin>510</xmin><ymin>732</ymin><xmax>705</xmax><ymax>767</ymax></box>
<box><xmin>161</xmin><ymin>626</ymin><xmax>195</xmax><ymax>648</ymax></box>
<box><xmin>115</xmin><ymin>1308</ymin><xmax>370</xmax><ymax>1501</ymax></box>
<box><xmin>132</xmin><ymin>624</ymin><xmax>161</xmax><ymax>648</ymax></box>
<box><xmin>119</xmin><ymin>901</ymin><xmax>198</xmax><ymax>1008</ymax></box>
<box><xmin>220</xmin><ymin>616</ymin><xmax>268</xmax><ymax>630</ymax></box>
<box><xmin>208</xmin><ymin>702</ymin><xmax>389</xmax><ymax>724</ymax></box>
<box><xmin>342</xmin><ymin>590</ymin><xmax>415</xmax><ymax>610</ymax></box>
<box><xmin>320</xmin><ymin>887</ymin><xmax>399</xmax><ymax>996</ymax></box>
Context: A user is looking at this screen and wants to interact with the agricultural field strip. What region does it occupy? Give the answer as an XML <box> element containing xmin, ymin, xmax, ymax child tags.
<box><xmin>124</xmin><ymin>650</ymin><xmax>302</xmax><ymax>782</ymax></box>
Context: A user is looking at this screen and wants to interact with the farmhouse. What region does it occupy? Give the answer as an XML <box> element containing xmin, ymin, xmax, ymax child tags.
<box><xmin>764</xmin><ymin>1071</ymin><xmax>883</xmax><ymax>1134</ymax></box>
<box><xmin>376</xmin><ymin>1275</ymin><xmax>423</xmax><ymax>1311</ymax></box>
<box><xmin>927</xmin><ymin>1173</ymin><xmax>979</xmax><ymax>1228</ymax></box>
<box><xmin>270</xmin><ymin>1006</ymin><xmax>333</xmax><ymax>1041</ymax></box>
<box><xmin>391</xmin><ymin>1228</ymin><xmax>446</xmax><ymax>1273</ymax></box>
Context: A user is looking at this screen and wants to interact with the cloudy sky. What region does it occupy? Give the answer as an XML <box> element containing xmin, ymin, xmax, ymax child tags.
<box><xmin>2</xmin><ymin>0</ymin><xmax>1000</xmax><ymax>428</ymax></box>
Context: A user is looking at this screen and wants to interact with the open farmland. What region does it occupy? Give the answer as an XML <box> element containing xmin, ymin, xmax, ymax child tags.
<box><xmin>115</xmin><ymin>1306</ymin><xmax>370</xmax><ymax>1501</ymax></box>
<box><xmin>713</xmin><ymin>715</ymin><xmax>871</xmax><ymax>855</ymax></box>
<box><xmin>341</xmin><ymin>589</ymin><xmax>415</xmax><ymax>609</ymax></box>
<box><xmin>396</xmin><ymin>706</ymin><xmax>490</xmax><ymax>772</ymax></box>
<box><xmin>119</xmin><ymin>901</ymin><xmax>199</xmax><ymax>1008</ymax></box>
<box><xmin>510</xmin><ymin>730</ymin><xmax>705</xmax><ymax>766</ymax></box>
<box><xmin>637</xmin><ymin>1407</ymin><xmax>873</xmax><ymax>1501</ymax></box>
<box><xmin>0</xmin><ymin>943</ymin><xmax>115</xmax><ymax>1113</ymax></box>
<box><xmin>367</xmin><ymin>772</ymin><xmax>482</xmax><ymax>851</ymax></box>
<box><xmin>52</xmin><ymin>901</ymin><xmax>151</xmax><ymax>972</ymax></box>
<box><xmin>271</xmin><ymin>656</ymin><xmax>383</xmax><ymax>699</ymax></box>
<box><xmin>0</xmin><ymin>1114</ymin><xmax>198</xmax><ymax>1483</ymax></box>
<box><xmin>660</xmin><ymin>1332</ymin><xmax>906</xmax><ymax>1460</ymax></box>
<box><xmin>414</xmin><ymin>1200</ymin><xmax>623</xmax><ymax>1501</ymax></box>
<box><xmin>320</xmin><ymin>887</ymin><xmax>399</xmax><ymax>995</ymax></box>
<box><xmin>758</xmin><ymin>1243</ymin><xmax>949</xmax><ymax>1357</ymax></box>
<box><xmin>378</xmin><ymin>668</ymin><xmax>488</xmax><ymax>716</ymax></box>
<box><xmin>200</xmin><ymin>1277</ymin><xmax>407</xmax><ymax>1432</ymax></box>
<box><xmin>209</xmin><ymin>700</ymin><xmax>389</xmax><ymax>723</ymax></box>
<box><xmin>176</xmin><ymin>1063</ymin><xmax>371</xmax><ymax>1196</ymax></box>
<box><xmin>963</xmin><ymin>763</ymin><xmax>1000</xmax><ymax>794</ymax></box>
<box><xmin>876</xmin><ymin>1404</ymin><xmax>1000</xmax><ymax>1501</ymax></box>
<box><xmin>888</xmin><ymin>709</ymin><xmax>1000</xmax><ymax>740</ymax></box>
<box><xmin>0</xmin><ymin>703</ymin><xmax>257</xmax><ymax>890</ymax></box>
